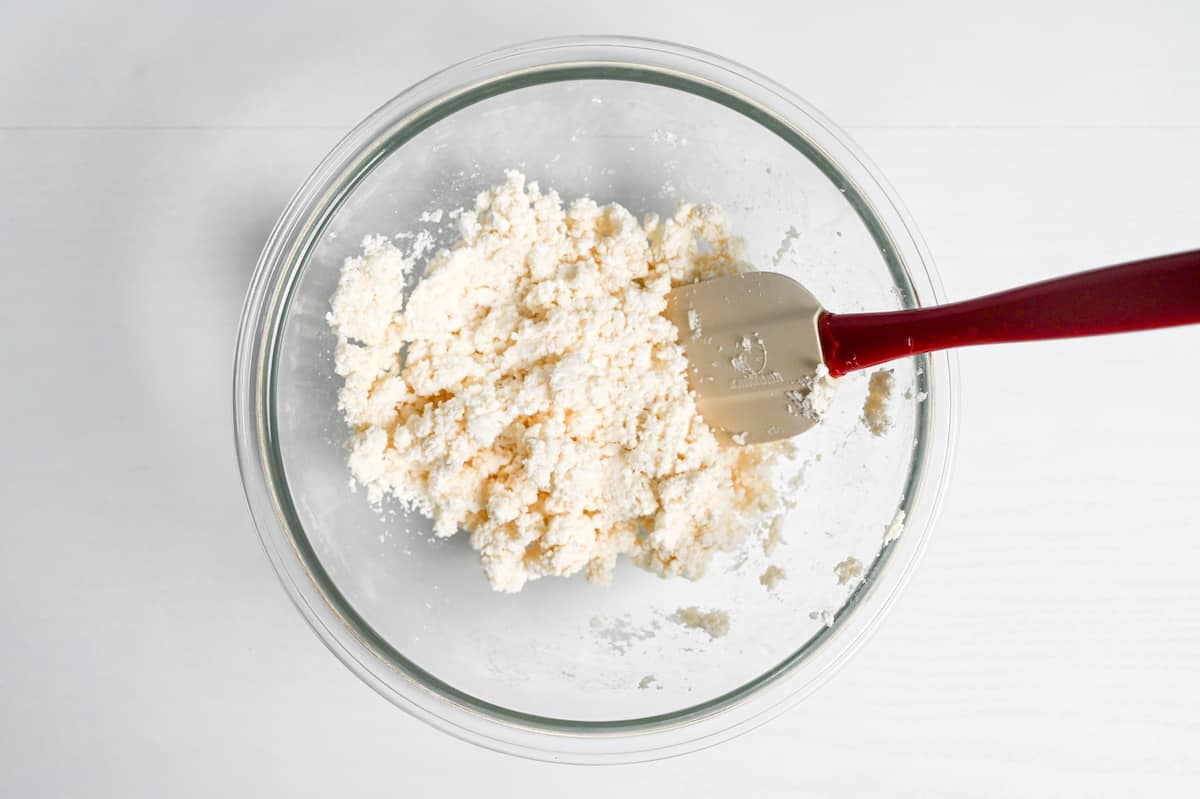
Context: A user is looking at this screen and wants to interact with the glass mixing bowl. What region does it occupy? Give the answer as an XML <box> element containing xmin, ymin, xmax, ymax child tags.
<box><xmin>234</xmin><ymin>36</ymin><xmax>957</xmax><ymax>763</ymax></box>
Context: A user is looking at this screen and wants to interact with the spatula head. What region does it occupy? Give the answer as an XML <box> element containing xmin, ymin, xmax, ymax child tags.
<box><xmin>665</xmin><ymin>272</ymin><xmax>827</xmax><ymax>445</ymax></box>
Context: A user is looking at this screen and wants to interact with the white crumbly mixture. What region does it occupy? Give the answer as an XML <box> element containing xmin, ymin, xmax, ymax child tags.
<box><xmin>329</xmin><ymin>171</ymin><xmax>797</xmax><ymax>592</ymax></box>
<box><xmin>862</xmin><ymin>368</ymin><xmax>895</xmax><ymax>435</ymax></box>
<box><xmin>670</xmin><ymin>606</ymin><xmax>731</xmax><ymax>639</ymax></box>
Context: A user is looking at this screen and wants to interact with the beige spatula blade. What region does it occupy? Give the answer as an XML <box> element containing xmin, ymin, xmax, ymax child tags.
<box><xmin>666</xmin><ymin>272</ymin><xmax>827</xmax><ymax>445</ymax></box>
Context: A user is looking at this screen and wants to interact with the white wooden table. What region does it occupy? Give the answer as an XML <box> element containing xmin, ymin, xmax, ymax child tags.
<box><xmin>2</xmin><ymin>2</ymin><xmax>1198</xmax><ymax>795</ymax></box>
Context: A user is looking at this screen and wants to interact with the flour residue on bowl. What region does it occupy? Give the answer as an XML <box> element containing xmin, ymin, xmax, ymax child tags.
<box><xmin>589</xmin><ymin>614</ymin><xmax>661</xmax><ymax>655</ymax></box>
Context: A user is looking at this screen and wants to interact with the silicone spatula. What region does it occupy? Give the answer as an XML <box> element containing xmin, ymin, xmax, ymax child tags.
<box><xmin>665</xmin><ymin>249</ymin><xmax>1200</xmax><ymax>444</ymax></box>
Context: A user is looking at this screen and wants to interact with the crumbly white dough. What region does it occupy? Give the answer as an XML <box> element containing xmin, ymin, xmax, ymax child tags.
<box><xmin>329</xmin><ymin>171</ymin><xmax>796</xmax><ymax>592</ymax></box>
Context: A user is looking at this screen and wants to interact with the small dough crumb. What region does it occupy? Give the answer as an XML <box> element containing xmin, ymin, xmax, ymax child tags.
<box><xmin>637</xmin><ymin>674</ymin><xmax>659</xmax><ymax>690</ymax></box>
<box><xmin>759</xmin><ymin>564</ymin><xmax>786</xmax><ymax>591</ymax></box>
<box><xmin>884</xmin><ymin>508</ymin><xmax>906</xmax><ymax>545</ymax></box>
<box><xmin>809</xmin><ymin>609</ymin><xmax>835</xmax><ymax>627</ymax></box>
<box><xmin>670</xmin><ymin>606</ymin><xmax>731</xmax><ymax>639</ymax></box>
<box><xmin>785</xmin><ymin>364</ymin><xmax>837</xmax><ymax>422</ymax></box>
<box><xmin>833</xmin><ymin>556</ymin><xmax>863</xmax><ymax>585</ymax></box>
<box><xmin>862</xmin><ymin>368</ymin><xmax>895</xmax><ymax>435</ymax></box>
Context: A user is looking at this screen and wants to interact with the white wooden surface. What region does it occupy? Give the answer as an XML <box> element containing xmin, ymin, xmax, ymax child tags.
<box><xmin>2</xmin><ymin>1</ymin><xmax>1198</xmax><ymax>795</ymax></box>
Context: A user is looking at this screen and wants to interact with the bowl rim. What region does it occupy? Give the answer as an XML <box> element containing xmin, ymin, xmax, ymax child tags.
<box><xmin>233</xmin><ymin>34</ymin><xmax>959</xmax><ymax>763</ymax></box>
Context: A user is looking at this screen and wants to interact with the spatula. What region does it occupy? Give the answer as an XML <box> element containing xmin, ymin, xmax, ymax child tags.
<box><xmin>665</xmin><ymin>249</ymin><xmax>1200</xmax><ymax>444</ymax></box>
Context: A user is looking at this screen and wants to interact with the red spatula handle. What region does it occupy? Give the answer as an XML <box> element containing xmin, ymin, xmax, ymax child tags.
<box><xmin>818</xmin><ymin>249</ymin><xmax>1200</xmax><ymax>377</ymax></box>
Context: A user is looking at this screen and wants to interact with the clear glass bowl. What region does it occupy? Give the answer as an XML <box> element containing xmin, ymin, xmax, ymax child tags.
<box><xmin>234</xmin><ymin>36</ymin><xmax>957</xmax><ymax>763</ymax></box>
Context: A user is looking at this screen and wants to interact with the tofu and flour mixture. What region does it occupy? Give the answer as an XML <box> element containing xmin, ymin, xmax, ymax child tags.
<box><xmin>329</xmin><ymin>171</ymin><xmax>806</xmax><ymax>592</ymax></box>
